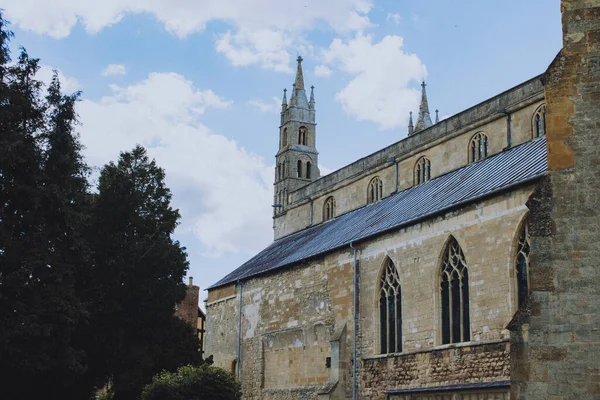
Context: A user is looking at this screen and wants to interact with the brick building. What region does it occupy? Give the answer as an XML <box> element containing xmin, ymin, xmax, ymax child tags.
<box><xmin>205</xmin><ymin>2</ymin><xmax>599</xmax><ymax>399</ymax></box>
<box><xmin>175</xmin><ymin>277</ymin><xmax>206</xmax><ymax>359</ymax></box>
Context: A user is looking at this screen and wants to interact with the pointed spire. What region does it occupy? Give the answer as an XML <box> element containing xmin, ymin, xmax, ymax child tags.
<box><xmin>288</xmin><ymin>83</ymin><xmax>296</xmax><ymax>107</ymax></box>
<box><xmin>435</xmin><ymin>109</ymin><xmax>439</xmax><ymax>124</ymax></box>
<box><xmin>415</xmin><ymin>81</ymin><xmax>433</xmax><ymax>132</ymax></box>
<box><xmin>282</xmin><ymin>88</ymin><xmax>287</xmax><ymax>106</ymax></box>
<box><xmin>309</xmin><ymin>85</ymin><xmax>315</xmax><ymax>110</ymax></box>
<box><xmin>408</xmin><ymin>111</ymin><xmax>414</xmax><ymax>135</ymax></box>
<box><xmin>294</xmin><ymin>56</ymin><xmax>305</xmax><ymax>91</ymax></box>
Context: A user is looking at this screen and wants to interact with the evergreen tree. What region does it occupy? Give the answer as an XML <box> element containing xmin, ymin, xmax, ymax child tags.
<box><xmin>0</xmin><ymin>15</ymin><xmax>88</xmax><ymax>399</ymax></box>
<box><xmin>82</xmin><ymin>146</ymin><xmax>193</xmax><ymax>399</ymax></box>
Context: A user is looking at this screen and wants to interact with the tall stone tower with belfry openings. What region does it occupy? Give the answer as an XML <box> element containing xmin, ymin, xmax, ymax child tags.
<box><xmin>273</xmin><ymin>56</ymin><xmax>320</xmax><ymax>220</ymax></box>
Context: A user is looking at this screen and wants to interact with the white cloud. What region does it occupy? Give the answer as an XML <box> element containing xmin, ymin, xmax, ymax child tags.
<box><xmin>314</xmin><ymin>65</ymin><xmax>333</xmax><ymax>78</ymax></box>
<box><xmin>4</xmin><ymin>0</ymin><xmax>373</xmax><ymax>71</ymax></box>
<box><xmin>319</xmin><ymin>164</ymin><xmax>335</xmax><ymax>177</ymax></box>
<box><xmin>102</xmin><ymin>63</ymin><xmax>126</xmax><ymax>76</ymax></box>
<box><xmin>75</xmin><ymin>72</ymin><xmax>271</xmax><ymax>258</ymax></box>
<box><xmin>36</xmin><ymin>65</ymin><xmax>82</xmax><ymax>94</ymax></box>
<box><xmin>386</xmin><ymin>13</ymin><xmax>401</xmax><ymax>25</ymax></box>
<box><xmin>248</xmin><ymin>97</ymin><xmax>281</xmax><ymax>114</ymax></box>
<box><xmin>321</xmin><ymin>33</ymin><xmax>427</xmax><ymax>130</ymax></box>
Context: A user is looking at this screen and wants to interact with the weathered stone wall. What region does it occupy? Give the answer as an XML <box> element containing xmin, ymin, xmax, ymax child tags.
<box><xmin>208</xmin><ymin>183</ymin><xmax>536</xmax><ymax>399</ymax></box>
<box><xmin>205</xmin><ymin>290</ymin><xmax>239</xmax><ymax>374</ymax></box>
<box><xmin>357</xmin><ymin>186</ymin><xmax>534</xmax><ymax>358</ymax></box>
<box><xmin>361</xmin><ymin>341</ymin><xmax>510</xmax><ymax>399</ymax></box>
<box><xmin>510</xmin><ymin>1</ymin><xmax>600</xmax><ymax>399</ymax></box>
<box><xmin>274</xmin><ymin>92</ymin><xmax>544</xmax><ymax>239</ymax></box>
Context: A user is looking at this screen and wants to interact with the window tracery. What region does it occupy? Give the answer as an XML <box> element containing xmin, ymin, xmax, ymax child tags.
<box><xmin>415</xmin><ymin>156</ymin><xmax>431</xmax><ymax>185</ymax></box>
<box><xmin>323</xmin><ymin>196</ymin><xmax>335</xmax><ymax>221</ymax></box>
<box><xmin>440</xmin><ymin>237</ymin><xmax>470</xmax><ymax>344</ymax></box>
<box><xmin>379</xmin><ymin>257</ymin><xmax>402</xmax><ymax>354</ymax></box>
<box><xmin>368</xmin><ymin>176</ymin><xmax>383</xmax><ymax>204</ymax></box>
<box><xmin>532</xmin><ymin>104</ymin><xmax>546</xmax><ymax>138</ymax></box>
<box><xmin>516</xmin><ymin>218</ymin><xmax>531</xmax><ymax>308</ymax></box>
<box><xmin>470</xmin><ymin>132</ymin><xmax>489</xmax><ymax>163</ymax></box>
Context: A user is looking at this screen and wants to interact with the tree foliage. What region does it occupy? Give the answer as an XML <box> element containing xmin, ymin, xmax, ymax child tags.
<box><xmin>0</xmin><ymin>13</ymin><xmax>201</xmax><ymax>400</ymax></box>
<box><xmin>141</xmin><ymin>364</ymin><xmax>241</xmax><ymax>400</ymax></box>
<box><xmin>78</xmin><ymin>145</ymin><xmax>194</xmax><ymax>399</ymax></box>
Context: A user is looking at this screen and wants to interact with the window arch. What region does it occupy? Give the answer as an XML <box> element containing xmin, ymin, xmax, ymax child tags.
<box><xmin>367</xmin><ymin>176</ymin><xmax>383</xmax><ymax>204</ymax></box>
<box><xmin>532</xmin><ymin>104</ymin><xmax>546</xmax><ymax>138</ymax></box>
<box><xmin>515</xmin><ymin>217</ymin><xmax>531</xmax><ymax>309</ymax></box>
<box><xmin>414</xmin><ymin>156</ymin><xmax>431</xmax><ymax>185</ymax></box>
<box><xmin>379</xmin><ymin>257</ymin><xmax>402</xmax><ymax>354</ymax></box>
<box><xmin>298</xmin><ymin>126</ymin><xmax>308</xmax><ymax>145</ymax></box>
<box><xmin>297</xmin><ymin>160</ymin><xmax>302</xmax><ymax>178</ymax></box>
<box><xmin>469</xmin><ymin>132</ymin><xmax>489</xmax><ymax>163</ymax></box>
<box><xmin>281</xmin><ymin>128</ymin><xmax>288</xmax><ymax>147</ymax></box>
<box><xmin>323</xmin><ymin>196</ymin><xmax>335</xmax><ymax>221</ymax></box>
<box><xmin>306</xmin><ymin>161</ymin><xmax>312</xmax><ymax>179</ymax></box>
<box><xmin>277</xmin><ymin>163</ymin><xmax>281</xmax><ymax>180</ymax></box>
<box><xmin>440</xmin><ymin>237</ymin><xmax>470</xmax><ymax>344</ymax></box>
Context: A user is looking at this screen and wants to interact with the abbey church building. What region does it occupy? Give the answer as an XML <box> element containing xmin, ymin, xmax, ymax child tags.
<box><xmin>205</xmin><ymin>49</ymin><xmax>549</xmax><ymax>399</ymax></box>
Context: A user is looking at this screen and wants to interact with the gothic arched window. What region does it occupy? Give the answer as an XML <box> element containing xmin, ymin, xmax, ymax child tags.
<box><xmin>532</xmin><ymin>104</ymin><xmax>546</xmax><ymax>138</ymax></box>
<box><xmin>281</xmin><ymin>128</ymin><xmax>288</xmax><ymax>147</ymax></box>
<box><xmin>306</xmin><ymin>161</ymin><xmax>312</xmax><ymax>179</ymax></box>
<box><xmin>379</xmin><ymin>257</ymin><xmax>402</xmax><ymax>354</ymax></box>
<box><xmin>323</xmin><ymin>196</ymin><xmax>335</xmax><ymax>221</ymax></box>
<box><xmin>414</xmin><ymin>156</ymin><xmax>431</xmax><ymax>185</ymax></box>
<box><xmin>297</xmin><ymin>160</ymin><xmax>302</xmax><ymax>178</ymax></box>
<box><xmin>277</xmin><ymin>163</ymin><xmax>281</xmax><ymax>180</ymax></box>
<box><xmin>298</xmin><ymin>126</ymin><xmax>307</xmax><ymax>145</ymax></box>
<box><xmin>440</xmin><ymin>237</ymin><xmax>470</xmax><ymax>344</ymax></box>
<box><xmin>516</xmin><ymin>217</ymin><xmax>531</xmax><ymax>308</ymax></box>
<box><xmin>469</xmin><ymin>132</ymin><xmax>489</xmax><ymax>163</ymax></box>
<box><xmin>367</xmin><ymin>176</ymin><xmax>383</xmax><ymax>204</ymax></box>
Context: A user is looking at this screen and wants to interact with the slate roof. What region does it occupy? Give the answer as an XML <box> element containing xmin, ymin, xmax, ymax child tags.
<box><xmin>208</xmin><ymin>138</ymin><xmax>547</xmax><ymax>289</ymax></box>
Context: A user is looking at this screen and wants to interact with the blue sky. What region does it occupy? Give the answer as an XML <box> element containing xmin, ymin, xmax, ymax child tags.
<box><xmin>2</xmin><ymin>1</ymin><xmax>561</xmax><ymax>303</ymax></box>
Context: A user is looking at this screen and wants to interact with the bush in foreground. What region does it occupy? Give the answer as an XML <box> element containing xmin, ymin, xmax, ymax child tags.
<box><xmin>142</xmin><ymin>364</ymin><xmax>241</xmax><ymax>400</ymax></box>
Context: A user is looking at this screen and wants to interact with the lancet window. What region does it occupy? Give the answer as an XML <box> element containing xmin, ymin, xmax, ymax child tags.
<box><xmin>323</xmin><ymin>196</ymin><xmax>335</xmax><ymax>221</ymax></box>
<box><xmin>368</xmin><ymin>176</ymin><xmax>383</xmax><ymax>204</ymax></box>
<box><xmin>440</xmin><ymin>237</ymin><xmax>470</xmax><ymax>344</ymax></box>
<box><xmin>470</xmin><ymin>132</ymin><xmax>489</xmax><ymax>163</ymax></box>
<box><xmin>415</xmin><ymin>156</ymin><xmax>431</xmax><ymax>184</ymax></box>
<box><xmin>516</xmin><ymin>218</ymin><xmax>531</xmax><ymax>308</ymax></box>
<box><xmin>379</xmin><ymin>257</ymin><xmax>402</xmax><ymax>354</ymax></box>
<box><xmin>533</xmin><ymin>104</ymin><xmax>546</xmax><ymax>138</ymax></box>
<box><xmin>298</xmin><ymin>126</ymin><xmax>308</xmax><ymax>145</ymax></box>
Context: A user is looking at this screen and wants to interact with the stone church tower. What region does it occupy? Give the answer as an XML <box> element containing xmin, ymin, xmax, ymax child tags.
<box><xmin>273</xmin><ymin>56</ymin><xmax>320</xmax><ymax>216</ymax></box>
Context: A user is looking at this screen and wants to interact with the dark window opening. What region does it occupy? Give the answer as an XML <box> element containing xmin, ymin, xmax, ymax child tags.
<box><xmin>440</xmin><ymin>237</ymin><xmax>470</xmax><ymax>344</ymax></box>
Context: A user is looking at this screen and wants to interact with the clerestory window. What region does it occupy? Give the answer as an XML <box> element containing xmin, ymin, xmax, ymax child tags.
<box><xmin>415</xmin><ymin>156</ymin><xmax>431</xmax><ymax>185</ymax></box>
<box><xmin>368</xmin><ymin>176</ymin><xmax>383</xmax><ymax>204</ymax></box>
<box><xmin>323</xmin><ymin>196</ymin><xmax>335</xmax><ymax>221</ymax></box>
<box><xmin>532</xmin><ymin>104</ymin><xmax>546</xmax><ymax>138</ymax></box>
<box><xmin>469</xmin><ymin>132</ymin><xmax>489</xmax><ymax>163</ymax></box>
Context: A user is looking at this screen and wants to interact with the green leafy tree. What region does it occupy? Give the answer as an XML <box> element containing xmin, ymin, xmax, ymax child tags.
<box><xmin>80</xmin><ymin>145</ymin><xmax>195</xmax><ymax>399</ymax></box>
<box><xmin>0</xmin><ymin>14</ymin><xmax>89</xmax><ymax>399</ymax></box>
<box><xmin>141</xmin><ymin>364</ymin><xmax>241</xmax><ymax>400</ymax></box>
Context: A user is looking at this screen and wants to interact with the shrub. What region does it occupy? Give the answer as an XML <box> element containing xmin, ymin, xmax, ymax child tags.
<box><xmin>141</xmin><ymin>364</ymin><xmax>241</xmax><ymax>400</ymax></box>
